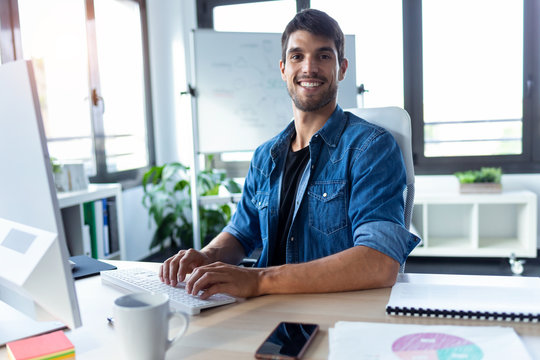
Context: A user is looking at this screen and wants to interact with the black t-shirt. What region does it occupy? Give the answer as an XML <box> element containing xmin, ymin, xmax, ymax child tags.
<box><xmin>271</xmin><ymin>144</ymin><xmax>310</xmax><ymax>266</ymax></box>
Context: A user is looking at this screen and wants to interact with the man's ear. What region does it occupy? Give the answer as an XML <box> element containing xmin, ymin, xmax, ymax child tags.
<box><xmin>280</xmin><ymin>60</ymin><xmax>286</xmax><ymax>81</ymax></box>
<box><xmin>338</xmin><ymin>58</ymin><xmax>348</xmax><ymax>81</ymax></box>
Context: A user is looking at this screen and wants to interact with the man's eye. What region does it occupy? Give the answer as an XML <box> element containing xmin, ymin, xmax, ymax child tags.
<box><xmin>320</xmin><ymin>54</ymin><xmax>331</xmax><ymax>60</ymax></box>
<box><xmin>291</xmin><ymin>54</ymin><xmax>302</xmax><ymax>60</ymax></box>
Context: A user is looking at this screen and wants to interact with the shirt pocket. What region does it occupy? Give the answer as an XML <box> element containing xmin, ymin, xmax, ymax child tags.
<box><xmin>251</xmin><ymin>191</ymin><xmax>269</xmax><ymax>241</ymax></box>
<box><xmin>307</xmin><ymin>180</ymin><xmax>348</xmax><ymax>235</ymax></box>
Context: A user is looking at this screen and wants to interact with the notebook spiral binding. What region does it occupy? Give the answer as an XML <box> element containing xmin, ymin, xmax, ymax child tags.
<box><xmin>386</xmin><ymin>306</ymin><xmax>540</xmax><ymax>323</ymax></box>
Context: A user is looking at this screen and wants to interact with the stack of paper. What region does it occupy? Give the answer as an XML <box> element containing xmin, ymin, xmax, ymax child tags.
<box><xmin>6</xmin><ymin>330</ymin><xmax>75</xmax><ymax>360</ymax></box>
<box><xmin>329</xmin><ymin>322</ymin><xmax>532</xmax><ymax>360</ymax></box>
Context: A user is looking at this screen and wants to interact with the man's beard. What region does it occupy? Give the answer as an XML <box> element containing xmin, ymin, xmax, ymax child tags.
<box><xmin>287</xmin><ymin>78</ymin><xmax>338</xmax><ymax>112</ymax></box>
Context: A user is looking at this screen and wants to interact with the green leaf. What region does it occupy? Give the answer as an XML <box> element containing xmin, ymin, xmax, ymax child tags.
<box><xmin>455</xmin><ymin>167</ymin><xmax>502</xmax><ymax>184</ymax></box>
<box><xmin>142</xmin><ymin>160</ymin><xmax>242</xmax><ymax>250</ymax></box>
<box><xmin>174</xmin><ymin>179</ymin><xmax>190</xmax><ymax>192</ymax></box>
<box><xmin>224</xmin><ymin>179</ymin><xmax>242</xmax><ymax>193</ymax></box>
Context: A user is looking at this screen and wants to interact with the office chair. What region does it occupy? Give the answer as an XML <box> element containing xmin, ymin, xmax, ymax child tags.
<box><xmin>346</xmin><ymin>107</ymin><xmax>415</xmax><ymax>231</ymax></box>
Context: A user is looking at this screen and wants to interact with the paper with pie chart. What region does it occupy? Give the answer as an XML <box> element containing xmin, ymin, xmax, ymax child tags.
<box><xmin>392</xmin><ymin>332</ymin><xmax>483</xmax><ymax>360</ymax></box>
<box><xmin>329</xmin><ymin>322</ymin><xmax>532</xmax><ymax>360</ymax></box>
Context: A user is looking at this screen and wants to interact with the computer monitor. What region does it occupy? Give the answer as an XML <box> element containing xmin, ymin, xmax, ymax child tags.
<box><xmin>0</xmin><ymin>60</ymin><xmax>82</xmax><ymax>344</ymax></box>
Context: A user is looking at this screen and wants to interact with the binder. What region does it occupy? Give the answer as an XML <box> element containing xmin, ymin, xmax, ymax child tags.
<box><xmin>102</xmin><ymin>198</ymin><xmax>110</xmax><ymax>257</ymax></box>
<box><xmin>83</xmin><ymin>202</ymin><xmax>98</xmax><ymax>259</ymax></box>
<box><xmin>106</xmin><ymin>197</ymin><xmax>120</xmax><ymax>254</ymax></box>
<box><xmin>93</xmin><ymin>200</ymin><xmax>104</xmax><ymax>258</ymax></box>
<box><xmin>386</xmin><ymin>273</ymin><xmax>540</xmax><ymax>322</ymax></box>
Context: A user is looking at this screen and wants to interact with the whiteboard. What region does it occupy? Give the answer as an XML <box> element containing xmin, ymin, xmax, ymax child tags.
<box><xmin>193</xmin><ymin>30</ymin><xmax>357</xmax><ymax>153</ymax></box>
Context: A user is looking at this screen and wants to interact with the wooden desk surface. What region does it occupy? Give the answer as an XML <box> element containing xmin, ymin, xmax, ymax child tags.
<box><xmin>3</xmin><ymin>261</ymin><xmax>540</xmax><ymax>359</ymax></box>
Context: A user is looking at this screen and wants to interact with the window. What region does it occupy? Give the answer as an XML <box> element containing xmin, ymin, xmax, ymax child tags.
<box><xmin>93</xmin><ymin>0</ymin><xmax>152</xmax><ymax>174</ymax></box>
<box><xmin>5</xmin><ymin>0</ymin><xmax>154</xmax><ymax>184</ymax></box>
<box><xmin>422</xmin><ymin>1</ymin><xmax>522</xmax><ymax>158</ymax></box>
<box><xmin>198</xmin><ymin>0</ymin><xmax>306</xmax><ymax>29</ymax></box>
<box><xmin>406</xmin><ymin>0</ymin><xmax>540</xmax><ymax>174</ymax></box>
<box><xmin>213</xmin><ymin>0</ymin><xmax>296</xmax><ymax>32</ymax></box>
<box><xmin>199</xmin><ymin>0</ymin><xmax>540</xmax><ymax>174</ymax></box>
<box><xmin>310</xmin><ymin>0</ymin><xmax>403</xmax><ymax>108</ymax></box>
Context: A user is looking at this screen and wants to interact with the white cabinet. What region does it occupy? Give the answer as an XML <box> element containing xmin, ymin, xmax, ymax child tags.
<box><xmin>57</xmin><ymin>183</ymin><xmax>126</xmax><ymax>260</ymax></box>
<box><xmin>410</xmin><ymin>190</ymin><xmax>537</xmax><ymax>258</ymax></box>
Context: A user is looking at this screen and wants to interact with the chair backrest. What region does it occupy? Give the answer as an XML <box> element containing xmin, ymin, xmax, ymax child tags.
<box><xmin>346</xmin><ymin>107</ymin><xmax>415</xmax><ymax>230</ymax></box>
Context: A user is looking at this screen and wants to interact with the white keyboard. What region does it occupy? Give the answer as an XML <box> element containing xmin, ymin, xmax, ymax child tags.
<box><xmin>101</xmin><ymin>268</ymin><xmax>236</xmax><ymax>315</ymax></box>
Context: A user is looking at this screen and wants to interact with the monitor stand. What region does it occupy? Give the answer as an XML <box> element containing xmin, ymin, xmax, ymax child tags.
<box><xmin>0</xmin><ymin>301</ymin><xmax>66</xmax><ymax>346</ymax></box>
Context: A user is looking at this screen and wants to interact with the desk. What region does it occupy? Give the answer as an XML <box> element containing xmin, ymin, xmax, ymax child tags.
<box><xmin>3</xmin><ymin>261</ymin><xmax>540</xmax><ymax>359</ymax></box>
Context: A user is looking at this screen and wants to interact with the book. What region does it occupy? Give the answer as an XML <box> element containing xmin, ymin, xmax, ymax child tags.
<box><xmin>6</xmin><ymin>330</ymin><xmax>75</xmax><ymax>360</ymax></box>
<box><xmin>102</xmin><ymin>198</ymin><xmax>110</xmax><ymax>257</ymax></box>
<box><xmin>386</xmin><ymin>273</ymin><xmax>540</xmax><ymax>322</ymax></box>
<box><xmin>83</xmin><ymin>202</ymin><xmax>97</xmax><ymax>259</ymax></box>
<box><xmin>106</xmin><ymin>197</ymin><xmax>120</xmax><ymax>254</ymax></box>
<box><xmin>93</xmin><ymin>199</ymin><xmax>104</xmax><ymax>259</ymax></box>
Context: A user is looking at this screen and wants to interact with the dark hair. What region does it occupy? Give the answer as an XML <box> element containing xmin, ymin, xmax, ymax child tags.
<box><xmin>281</xmin><ymin>9</ymin><xmax>345</xmax><ymax>65</ymax></box>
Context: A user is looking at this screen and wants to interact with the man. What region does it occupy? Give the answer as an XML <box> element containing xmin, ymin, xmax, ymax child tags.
<box><xmin>159</xmin><ymin>9</ymin><xmax>419</xmax><ymax>299</ymax></box>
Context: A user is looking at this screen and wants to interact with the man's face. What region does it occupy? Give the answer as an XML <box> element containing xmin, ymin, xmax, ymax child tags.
<box><xmin>280</xmin><ymin>30</ymin><xmax>347</xmax><ymax>113</ymax></box>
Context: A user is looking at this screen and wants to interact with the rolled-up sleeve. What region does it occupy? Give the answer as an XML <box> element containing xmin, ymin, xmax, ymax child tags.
<box><xmin>353</xmin><ymin>221</ymin><xmax>419</xmax><ymax>264</ymax></box>
<box><xmin>348</xmin><ymin>129</ymin><xmax>420</xmax><ymax>264</ymax></box>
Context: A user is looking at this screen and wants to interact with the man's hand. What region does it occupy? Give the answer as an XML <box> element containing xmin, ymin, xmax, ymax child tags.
<box><xmin>159</xmin><ymin>249</ymin><xmax>212</xmax><ymax>287</ymax></box>
<box><xmin>185</xmin><ymin>262</ymin><xmax>262</xmax><ymax>299</ymax></box>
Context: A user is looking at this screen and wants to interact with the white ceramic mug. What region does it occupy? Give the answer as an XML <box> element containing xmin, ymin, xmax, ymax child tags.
<box><xmin>113</xmin><ymin>293</ymin><xmax>189</xmax><ymax>360</ymax></box>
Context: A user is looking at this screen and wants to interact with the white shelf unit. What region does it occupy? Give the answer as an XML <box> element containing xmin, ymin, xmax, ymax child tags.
<box><xmin>57</xmin><ymin>183</ymin><xmax>126</xmax><ymax>260</ymax></box>
<box><xmin>410</xmin><ymin>190</ymin><xmax>537</xmax><ymax>258</ymax></box>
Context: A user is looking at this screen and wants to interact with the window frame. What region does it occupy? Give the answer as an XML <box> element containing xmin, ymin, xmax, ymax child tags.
<box><xmin>84</xmin><ymin>0</ymin><xmax>156</xmax><ymax>187</ymax></box>
<box><xmin>404</xmin><ymin>0</ymin><xmax>540</xmax><ymax>175</ymax></box>
<box><xmin>197</xmin><ymin>0</ymin><xmax>309</xmax><ymax>28</ymax></box>
<box><xmin>198</xmin><ymin>0</ymin><xmax>540</xmax><ymax>175</ymax></box>
<box><xmin>1</xmin><ymin>0</ymin><xmax>155</xmax><ymax>187</ymax></box>
<box><xmin>0</xmin><ymin>0</ymin><xmax>21</xmax><ymax>62</ymax></box>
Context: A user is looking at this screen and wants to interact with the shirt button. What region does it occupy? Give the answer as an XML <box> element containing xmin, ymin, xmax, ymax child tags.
<box><xmin>258</xmin><ymin>201</ymin><xmax>261</xmax><ymax>206</ymax></box>
<box><xmin>323</xmin><ymin>192</ymin><xmax>327</xmax><ymax>198</ymax></box>
<box><xmin>290</xmin><ymin>237</ymin><xmax>294</xmax><ymax>242</ymax></box>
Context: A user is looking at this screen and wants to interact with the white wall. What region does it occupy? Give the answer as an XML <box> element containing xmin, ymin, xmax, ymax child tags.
<box><xmin>122</xmin><ymin>186</ymin><xmax>155</xmax><ymax>260</ymax></box>
<box><xmin>120</xmin><ymin>0</ymin><xmax>197</xmax><ymax>260</ymax></box>
<box><xmin>416</xmin><ymin>174</ymin><xmax>540</xmax><ymax>248</ymax></box>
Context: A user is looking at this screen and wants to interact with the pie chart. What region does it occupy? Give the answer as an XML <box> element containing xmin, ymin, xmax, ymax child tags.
<box><xmin>392</xmin><ymin>332</ymin><xmax>483</xmax><ymax>360</ymax></box>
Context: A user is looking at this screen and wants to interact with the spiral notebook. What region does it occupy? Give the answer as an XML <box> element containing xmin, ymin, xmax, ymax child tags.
<box><xmin>386</xmin><ymin>273</ymin><xmax>540</xmax><ymax>322</ymax></box>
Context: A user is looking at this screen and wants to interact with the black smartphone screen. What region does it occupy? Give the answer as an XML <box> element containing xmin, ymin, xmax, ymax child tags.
<box><xmin>255</xmin><ymin>322</ymin><xmax>319</xmax><ymax>359</ymax></box>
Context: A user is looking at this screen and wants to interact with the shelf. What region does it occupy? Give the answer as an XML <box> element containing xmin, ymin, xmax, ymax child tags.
<box><xmin>410</xmin><ymin>190</ymin><xmax>537</xmax><ymax>258</ymax></box>
<box><xmin>57</xmin><ymin>183</ymin><xmax>125</xmax><ymax>260</ymax></box>
<box><xmin>58</xmin><ymin>183</ymin><xmax>121</xmax><ymax>208</ymax></box>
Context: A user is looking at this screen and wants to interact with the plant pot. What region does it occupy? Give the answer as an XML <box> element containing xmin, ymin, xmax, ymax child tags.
<box><xmin>459</xmin><ymin>183</ymin><xmax>502</xmax><ymax>194</ymax></box>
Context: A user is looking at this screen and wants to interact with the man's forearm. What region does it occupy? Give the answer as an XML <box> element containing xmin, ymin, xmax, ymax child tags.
<box><xmin>202</xmin><ymin>231</ymin><xmax>247</xmax><ymax>265</ymax></box>
<box><xmin>257</xmin><ymin>245</ymin><xmax>399</xmax><ymax>295</ymax></box>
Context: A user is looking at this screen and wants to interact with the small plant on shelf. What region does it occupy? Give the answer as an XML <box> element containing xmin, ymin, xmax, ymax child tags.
<box><xmin>454</xmin><ymin>167</ymin><xmax>503</xmax><ymax>193</ymax></box>
<box><xmin>141</xmin><ymin>161</ymin><xmax>242</xmax><ymax>251</ymax></box>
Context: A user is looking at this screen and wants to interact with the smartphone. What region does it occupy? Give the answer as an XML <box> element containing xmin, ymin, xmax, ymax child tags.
<box><xmin>255</xmin><ymin>322</ymin><xmax>319</xmax><ymax>360</ymax></box>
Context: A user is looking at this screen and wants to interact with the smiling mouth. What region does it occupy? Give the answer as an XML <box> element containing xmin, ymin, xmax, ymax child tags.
<box><xmin>297</xmin><ymin>78</ymin><xmax>326</xmax><ymax>89</ymax></box>
<box><xmin>299</xmin><ymin>81</ymin><xmax>322</xmax><ymax>88</ymax></box>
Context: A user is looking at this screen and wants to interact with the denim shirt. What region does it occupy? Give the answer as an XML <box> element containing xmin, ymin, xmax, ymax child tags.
<box><xmin>223</xmin><ymin>105</ymin><xmax>420</xmax><ymax>267</ymax></box>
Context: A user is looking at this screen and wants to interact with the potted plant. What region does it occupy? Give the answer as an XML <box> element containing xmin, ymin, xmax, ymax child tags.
<box><xmin>454</xmin><ymin>167</ymin><xmax>503</xmax><ymax>193</ymax></box>
<box><xmin>141</xmin><ymin>161</ymin><xmax>242</xmax><ymax>253</ymax></box>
